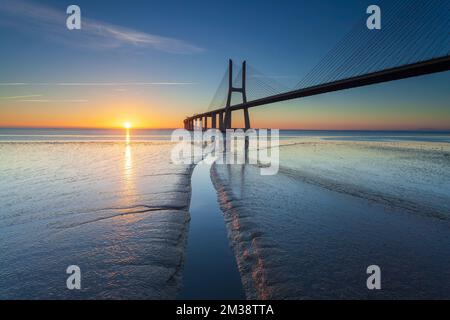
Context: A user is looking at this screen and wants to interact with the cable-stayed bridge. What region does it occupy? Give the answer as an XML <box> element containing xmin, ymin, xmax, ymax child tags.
<box><xmin>184</xmin><ymin>0</ymin><xmax>450</xmax><ymax>131</ymax></box>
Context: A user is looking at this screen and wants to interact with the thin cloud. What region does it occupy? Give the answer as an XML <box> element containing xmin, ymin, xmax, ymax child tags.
<box><xmin>55</xmin><ymin>82</ymin><xmax>198</xmax><ymax>86</ymax></box>
<box><xmin>0</xmin><ymin>94</ymin><xmax>42</xmax><ymax>100</ymax></box>
<box><xmin>0</xmin><ymin>94</ymin><xmax>89</xmax><ymax>103</ymax></box>
<box><xmin>0</xmin><ymin>82</ymin><xmax>197</xmax><ymax>86</ymax></box>
<box><xmin>17</xmin><ymin>99</ymin><xmax>89</xmax><ymax>103</ymax></box>
<box><xmin>0</xmin><ymin>0</ymin><xmax>203</xmax><ymax>54</ymax></box>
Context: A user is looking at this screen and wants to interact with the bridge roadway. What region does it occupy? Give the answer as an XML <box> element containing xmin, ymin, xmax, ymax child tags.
<box><xmin>184</xmin><ymin>56</ymin><xmax>450</xmax><ymax>131</ymax></box>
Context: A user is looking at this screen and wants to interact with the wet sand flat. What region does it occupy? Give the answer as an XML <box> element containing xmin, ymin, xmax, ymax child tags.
<box><xmin>0</xmin><ymin>141</ymin><xmax>192</xmax><ymax>299</ymax></box>
<box><xmin>212</xmin><ymin>138</ymin><xmax>450</xmax><ymax>299</ymax></box>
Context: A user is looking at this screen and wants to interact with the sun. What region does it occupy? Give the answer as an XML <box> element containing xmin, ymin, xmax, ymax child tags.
<box><xmin>124</xmin><ymin>122</ymin><xmax>132</xmax><ymax>129</ymax></box>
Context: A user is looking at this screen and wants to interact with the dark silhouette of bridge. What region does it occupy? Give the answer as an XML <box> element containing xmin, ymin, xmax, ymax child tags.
<box><xmin>184</xmin><ymin>0</ymin><xmax>450</xmax><ymax>131</ymax></box>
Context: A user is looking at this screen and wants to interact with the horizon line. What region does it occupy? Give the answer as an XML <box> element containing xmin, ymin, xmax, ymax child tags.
<box><xmin>0</xmin><ymin>126</ymin><xmax>449</xmax><ymax>132</ymax></box>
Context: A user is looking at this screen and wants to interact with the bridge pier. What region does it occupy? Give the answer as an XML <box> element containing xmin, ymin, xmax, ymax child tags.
<box><xmin>212</xmin><ymin>113</ymin><xmax>216</xmax><ymax>129</ymax></box>
<box><xmin>242</xmin><ymin>60</ymin><xmax>250</xmax><ymax>130</ymax></box>
<box><xmin>222</xmin><ymin>59</ymin><xmax>247</xmax><ymax>131</ymax></box>
<box><xmin>244</xmin><ymin>108</ymin><xmax>250</xmax><ymax>130</ymax></box>
<box><xmin>185</xmin><ymin>60</ymin><xmax>251</xmax><ymax>132</ymax></box>
<box><xmin>219</xmin><ymin>111</ymin><xmax>224</xmax><ymax>131</ymax></box>
<box><xmin>224</xmin><ymin>110</ymin><xmax>232</xmax><ymax>130</ymax></box>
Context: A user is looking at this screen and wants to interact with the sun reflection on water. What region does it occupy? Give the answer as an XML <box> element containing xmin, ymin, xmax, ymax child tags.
<box><xmin>124</xmin><ymin>129</ymin><xmax>134</xmax><ymax>192</ymax></box>
<box><xmin>120</xmin><ymin>128</ymin><xmax>139</xmax><ymax>223</ymax></box>
<box><xmin>125</xmin><ymin>128</ymin><xmax>132</xmax><ymax>172</ymax></box>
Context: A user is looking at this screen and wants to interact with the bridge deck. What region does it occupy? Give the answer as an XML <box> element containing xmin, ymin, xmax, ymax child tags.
<box><xmin>187</xmin><ymin>56</ymin><xmax>450</xmax><ymax>121</ymax></box>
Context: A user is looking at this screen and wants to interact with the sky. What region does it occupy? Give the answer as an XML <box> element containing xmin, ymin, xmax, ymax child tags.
<box><xmin>0</xmin><ymin>0</ymin><xmax>449</xmax><ymax>130</ymax></box>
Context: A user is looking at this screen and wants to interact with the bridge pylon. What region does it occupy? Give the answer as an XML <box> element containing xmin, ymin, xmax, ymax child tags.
<box><xmin>223</xmin><ymin>59</ymin><xmax>250</xmax><ymax>131</ymax></box>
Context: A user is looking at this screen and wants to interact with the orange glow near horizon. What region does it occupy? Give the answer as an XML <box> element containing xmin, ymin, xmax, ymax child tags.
<box><xmin>1</xmin><ymin>98</ymin><xmax>449</xmax><ymax>130</ymax></box>
<box><xmin>0</xmin><ymin>88</ymin><xmax>204</xmax><ymax>129</ymax></box>
<box><xmin>0</xmin><ymin>100</ymin><xmax>187</xmax><ymax>129</ymax></box>
<box><xmin>1</xmin><ymin>114</ymin><xmax>449</xmax><ymax>130</ymax></box>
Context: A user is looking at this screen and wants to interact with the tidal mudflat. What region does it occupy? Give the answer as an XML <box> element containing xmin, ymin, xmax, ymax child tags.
<box><xmin>0</xmin><ymin>133</ymin><xmax>192</xmax><ymax>299</ymax></box>
<box><xmin>1</xmin><ymin>130</ymin><xmax>450</xmax><ymax>300</ymax></box>
<box><xmin>212</xmin><ymin>135</ymin><xmax>450</xmax><ymax>299</ymax></box>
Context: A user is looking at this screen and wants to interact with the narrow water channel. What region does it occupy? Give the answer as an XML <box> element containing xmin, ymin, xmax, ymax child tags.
<box><xmin>178</xmin><ymin>160</ymin><xmax>245</xmax><ymax>299</ymax></box>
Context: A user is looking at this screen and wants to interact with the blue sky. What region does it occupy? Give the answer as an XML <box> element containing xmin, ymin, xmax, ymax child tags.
<box><xmin>0</xmin><ymin>0</ymin><xmax>449</xmax><ymax>129</ymax></box>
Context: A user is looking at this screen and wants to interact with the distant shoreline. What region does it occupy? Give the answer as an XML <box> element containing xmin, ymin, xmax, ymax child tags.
<box><xmin>1</xmin><ymin>127</ymin><xmax>450</xmax><ymax>133</ymax></box>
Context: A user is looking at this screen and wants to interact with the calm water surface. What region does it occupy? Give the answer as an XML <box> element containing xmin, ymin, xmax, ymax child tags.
<box><xmin>1</xmin><ymin>129</ymin><xmax>449</xmax><ymax>299</ymax></box>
